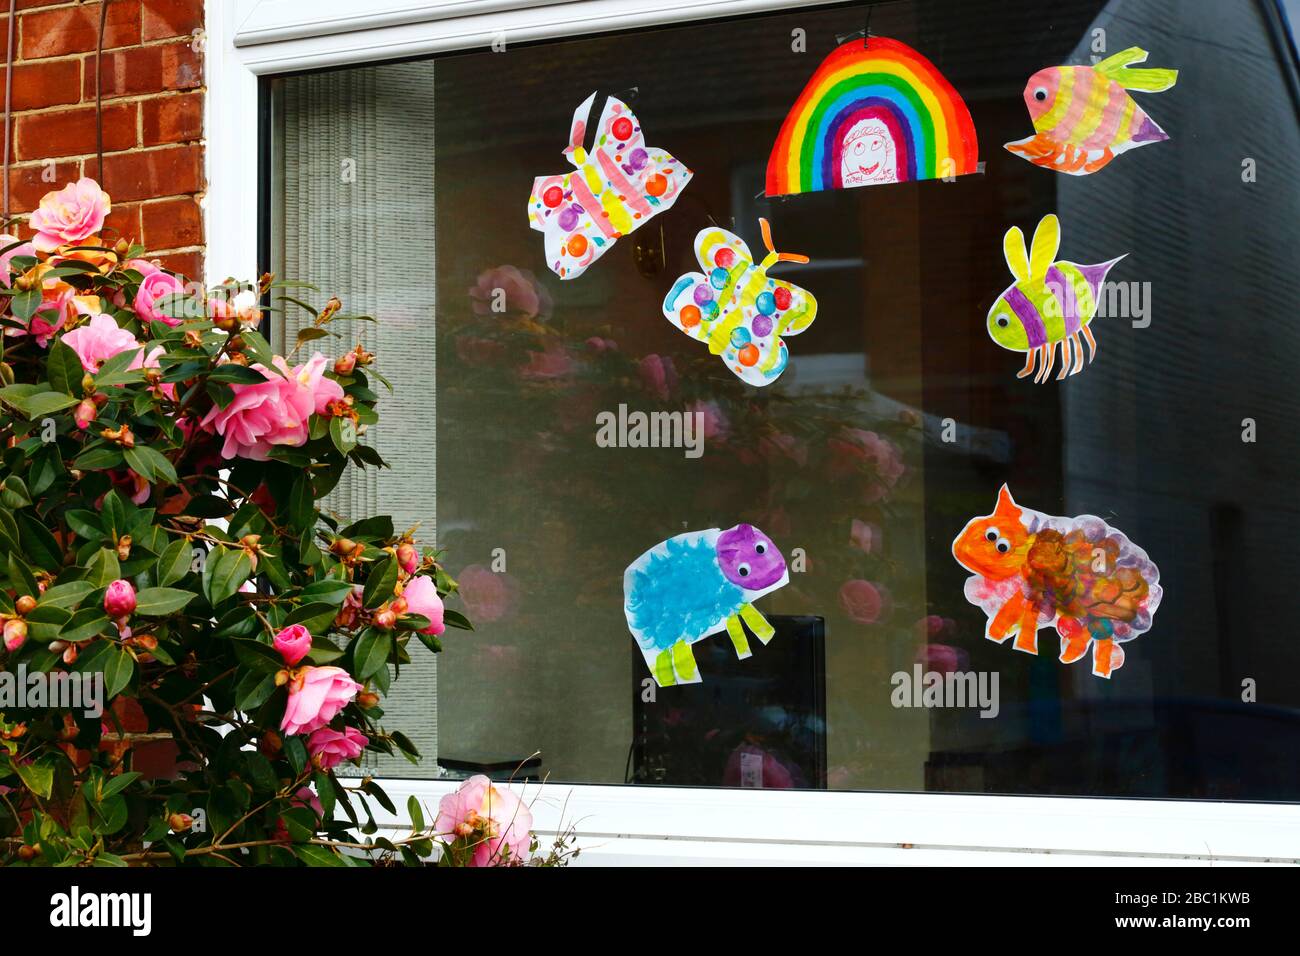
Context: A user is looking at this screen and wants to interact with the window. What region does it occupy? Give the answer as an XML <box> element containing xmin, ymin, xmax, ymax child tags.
<box><xmin>221</xmin><ymin>0</ymin><xmax>1300</xmax><ymax>861</ymax></box>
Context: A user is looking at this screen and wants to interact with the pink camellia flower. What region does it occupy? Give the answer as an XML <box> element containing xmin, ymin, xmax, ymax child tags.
<box><xmin>828</xmin><ymin>428</ymin><xmax>906</xmax><ymax>502</ymax></box>
<box><xmin>839</xmin><ymin>578</ymin><xmax>888</xmax><ymax>626</ymax></box>
<box><xmin>518</xmin><ymin>343</ymin><xmax>575</xmax><ymax>382</ymax></box>
<box><xmin>134</xmin><ymin>268</ymin><xmax>187</xmax><ymax>327</ymax></box>
<box><xmin>3</xmin><ymin>619</ymin><xmax>27</xmax><ymax>652</ymax></box>
<box><xmin>584</xmin><ymin>336</ymin><xmax>618</xmax><ymax>353</ymax></box>
<box><xmin>469</xmin><ymin>265</ymin><xmax>551</xmax><ymax>320</ymax></box>
<box><xmin>199</xmin><ymin>352</ymin><xmax>344</xmax><ymax>461</ymax></box>
<box><xmin>29</xmin><ymin>178</ymin><xmax>111</xmax><ymax>253</ymax></box>
<box><xmin>104</xmin><ymin>579</ymin><xmax>137</xmax><ymax>619</ymax></box>
<box><xmin>307</xmin><ymin>725</ymin><xmax>367</xmax><ymax>770</ymax></box>
<box><xmin>916</xmin><ymin>643</ymin><xmax>970</xmax><ymax>674</ymax></box>
<box><xmin>638</xmin><ymin>354</ymin><xmax>677</xmax><ymax>401</ymax></box>
<box><xmin>293</xmin><ymin>786</ymin><xmax>324</xmax><ymax>819</ymax></box>
<box><xmin>273</xmin><ymin>623</ymin><xmax>312</xmax><ymax>666</ymax></box>
<box><xmin>434</xmin><ymin>774</ymin><xmax>534</xmax><ymax>867</ymax></box>
<box><xmin>400</xmin><ymin>575</ymin><xmax>445</xmax><ymax>636</ymax></box>
<box><xmin>60</xmin><ymin>313</ymin><xmax>142</xmax><ymax>372</ymax></box>
<box><xmin>280</xmin><ymin>666</ymin><xmax>362</xmax><ymax>737</ymax></box>
<box><xmin>0</xmin><ymin>235</ymin><xmax>34</xmax><ymax>280</ymax></box>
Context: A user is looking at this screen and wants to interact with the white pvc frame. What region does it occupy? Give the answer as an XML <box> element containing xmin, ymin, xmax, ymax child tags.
<box><xmin>204</xmin><ymin>0</ymin><xmax>1300</xmax><ymax>865</ymax></box>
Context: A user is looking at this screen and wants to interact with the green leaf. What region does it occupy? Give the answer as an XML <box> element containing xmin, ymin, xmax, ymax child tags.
<box><xmin>47</xmin><ymin>339</ymin><xmax>84</xmax><ymax>395</ymax></box>
<box><xmin>361</xmin><ymin>557</ymin><xmax>396</xmax><ymax>610</ymax></box>
<box><xmin>10</xmin><ymin>288</ymin><xmax>39</xmax><ymax>322</ymax></box>
<box><xmin>85</xmin><ymin>548</ymin><xmax>121</xmax><ymax>587</ymax></box>
<box><xmin>155</xmin><ymin>539</ymin><xmax>192</xmax><ymax>587</ymax></box>
<box><xmin>73</xmin><ymin>446</ymin><xmax>124</xmax><ymax>472</ymax></box>
<box><xmin>292</xmin><ymin>844</ymin><xmax>345</xmax><ymax>867</ymax></box>
<box><xmin>280</xmin><ymin>806</ymin><xmax>317</xmax><ymax>843</ymax></box>
<box><xmin>208</xmin><ymin>365</ymin><xmax>271</xmax><ymax>385</ymax></box>
<box><xmin>17</xmin><ymin>512</ymin><xmax>62</xmax><ymax>570</ymax></box>
<box><xmin>38</xmin><ymin>581</ymin><xmax>95</xmax><ymax>610</ymax></box>
<box><xmin>0</xmin><ymin>476</ymin><xmax>31</xmax><ymax>508</ymax></box>
<box><xmin>283</xmin><ymin>602</ymin><xmax>336</xmax><ymax>633</ymax></box>
<box><xmin>233</xmin><ymin>671</ymin><xmax>276</xmax><ymax>711</ymax></box>
<box><xmin>287</xmin><ymin>475</ymin><xmax>315</xmax><ymax>531</ymax></box>
<box><xmin>20</xmin><ymin>391</ymin><xmax>79</xmax><ymax>419</ymax></box>
<box><xmin>64</xmin><ymin>509</ymin><xmax>104</xmax><ymax>542</ymax></box>
<box><xmin>230</xmin><ymin>638</ymin><xmax>283</xmax><ymax>675</ymax></box>
<box><xmin>407</xmin><ymin>795</ymin><xmax>425</xmax><ymax>831</ymax></box>
<box><xmin>60</xmin><ymin>609</ymin><xmax>110</xmax><ymax>644</ymax></box>
<box><xmin>133</xmin><ymin>587</ymin><xmax>196</xmax><ymax>616</ymax></box>
<box><xmin>16</xmin><ymin>760</ymin><xmax>54</xmax><ymax>799</ymax></box>
<box><xmin>75</xmin><ymin>642</ymin><xmax>135</xmax><ymax>698</ymax></box>
<box><xmin>300</xmin><ymin>579</ymin><xmax>355</xmax><ymax>606</ymax></box>
<box><xmin>443</xmin><ymin>609</ymin><xmax>474</xmax><ymax>631</ymax></box>
<box><xmin>202</xmin><ymin>547</ymin><xmax>252</xmax><ymax>606</ymax></box>
<box><xmin>329</xmin><ymin>416</ymin><xmax>357</xmax><ymax>454</ymax></box>
<box><xmin>351</xmin><ymin>628</ymin><xmax>391</xmax><ymax>681</ymax></box>
<box><xmin>7</xmin><ymin>552</ymin><xmax>38</xmax><ymax>598</ymax></box>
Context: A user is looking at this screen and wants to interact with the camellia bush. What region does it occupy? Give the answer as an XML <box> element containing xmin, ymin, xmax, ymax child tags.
<box><xmin>0</xmin><ymin>178</ymin><xmax>568</xmax><ymax>867</ymax></box>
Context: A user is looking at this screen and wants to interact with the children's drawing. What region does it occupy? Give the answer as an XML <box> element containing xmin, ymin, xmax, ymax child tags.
<box><xmin>527</xmin><ymin>92</ymin><xmax>692</xmax><ymax>279</ymax></box>
<box><xmin>988</xmin><ymin>214</ymin><xmax>1126</xmax><ymax>382</ymax></box>
<box><xmin>1005</xmin><ymin>47</ymin><xmax>1178</xmax><ymax>175</ymax></box>
<box><xmin>624</xmin><ymin>524</ymin><xmax>789</xmax><ymax>686</ymax></box>
<box><xmin>766</xmin><ymin>37</ymin><xmax>979</xmax><ymax>196</ymax></box>
<box><xmin>952</xmin><ymin>485</ymin><xmax>1161</xmax><ymax>679</ymax></box>
<box><xmin>662</xmin><ymin>219</ymin><xmax>816</xmax><ymax>387</ymax></box>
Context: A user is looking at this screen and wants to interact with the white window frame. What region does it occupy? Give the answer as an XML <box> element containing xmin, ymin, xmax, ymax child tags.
<box><xmin>204</xmin><ymin>0</ymin><xmax>1300</xmax><ymax>865</ymax></box>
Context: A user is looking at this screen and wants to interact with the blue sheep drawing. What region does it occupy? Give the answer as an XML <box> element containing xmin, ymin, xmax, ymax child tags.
<box><xmin>623</xmin><ymin>524</ymin><xmax>789</xmax><ymax>686</ymax></box>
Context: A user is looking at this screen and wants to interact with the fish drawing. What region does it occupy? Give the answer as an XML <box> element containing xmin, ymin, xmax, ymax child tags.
<box><xmin>1005</xmin><ymin>47</ymin><xmax>1178</xmax><ymax>175</ymax></box>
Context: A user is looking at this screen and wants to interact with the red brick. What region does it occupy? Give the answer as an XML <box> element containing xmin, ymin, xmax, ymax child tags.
<box><xmin>0</xmin><ymin>58</ymin><xmax>81</xmax><ymax>111</ymax></box>
<box><xmin>157</xmin><ymin>248</ymin><xmax>199</xmax><ymax>279</ymax></box>
<box><xmin>6</xmin><ymin>160</ymin><xmax>81</xmax><ymax>214</ymax></box>
<box><xmin>14</xmin><ymin>101</ymin><xmax>136</xmax><ymax>161</ymax></box>
<box><xmin>100</xmin><ymin>143</ymin><xmax>201</xmax><ymax>201</ymax></box>
<box><xmin>142</xmin><ymin>0</ymin><xmax>202</xmax><ymax>42</ymax></box>
<box><xmin>16</xmin><ymin>0</ymin><xmax>74</xmax><ymax>10</ymax></box>
<box><xmin>85</xmin><ymin>40</ymin><xmax>199</xmax><ymax>100</ymax></box>
<box><xmin>141</xmin><ymin>195</ymin><xmax>199</xmax><ymax>249</ymax></box>
<box><xmin>20</xmin><ymin>1</ymin><xmax>141</xmax><ymax>60</ymax></box>
<box><xmin>141</xmin><ymin>90</ymin><xmax>200</xmax><ymax>145</ymax></box>
<box><xmin>103</xmin><ymin>199</ymin><xmax>141</xmax><ymax>243</ymax></box>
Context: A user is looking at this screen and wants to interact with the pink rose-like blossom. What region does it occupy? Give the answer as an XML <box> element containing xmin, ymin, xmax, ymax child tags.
<box><xmin>104</xmin><ymin>579</ymin><xmax>136</xmax><ymax>619</ymax></box>
<box><xmin>293</xmin><ymin>786</ymin><xmax>324</xmax><ymax>820</ymax></box>
<box><xmin>60</xmin><ymin>313</ymin><xmax>142</xmax><ymax>372</ymax></box>
<box><xmin>29</xmin><ymin>178</ymin><xmax>110</xmax><ymax>253</ymax></box>
<box><xmin>307</xmin><ymin>725</ymin><xmax>368</xmax><ymax>770</ymax></box>
<box><xmin>839</xmin><ymin>578</ymin><xmax>889</xmax><ymax>626</ymax></box>
<box><xmin>3</xmin><ymin>619</ymin><xmax>27</xmax><ymax>652</ymax></box>
<box><xmin>434</xmin><ymin>775</ymin><xmax>534</xmax><ymax>866</ymax></box>
<box><xmin>280</xmin><ymin>665</ymin><xmax>362</xmax><ymax>737</ymax></box>
<box><xmin>469</xmin><ymin>265</ymin><xmax>551</xmax><ymax>320</ymax></box>
<box><xmin>199</xmin><ymin>352</ymin><xmax>344</xmax><ymax>461</ymax></box>
<box><xmin>401</xmin><ymin>575</ymin><xmax>445</xmax><ymax>636</ymax></box>
<box><xmin>134</xmin><ymin>269</ymin><xmax>187</xmax><ymax>327</ymax></box>
<box><xmin>273</xmin><ymin>623</ymin><xmax>312</xmax><ymax>666</ymax></box>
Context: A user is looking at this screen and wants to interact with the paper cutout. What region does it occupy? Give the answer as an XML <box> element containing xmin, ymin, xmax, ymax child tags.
<box><xmin>1005</xmin><ymin>47</ymin><xmax>1178</xmax><ymax>175</ymax></box>
<box><xmin>766</xmin><ymin>37</ymin><xmax>979</xmax><ymax>195</ymax></box>
<box><xmin>624</xmin><ymin>524</ymin><xmax>789</xmax><ymax>686</ymax></box>
<box><xmin>988</xmin><ymin>214</ymin><xmax>1127</xmax><ymax>382</ymax></box>
<box><xmin>662</xmin><ymin>219</ymin><xmax>816</xmax><ymax>387</ymax></box>
<box><xmin>952</xmin><ymin>485</ymin><xmax>1161</xmax><ymax>679</ymax></box>
<box><xmin>527</xmin><ymin>92</ymin><xmax>692</xmax><ymax>279</ymax></box>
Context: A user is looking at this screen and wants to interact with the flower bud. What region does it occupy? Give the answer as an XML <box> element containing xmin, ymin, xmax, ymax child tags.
<box><xmin>260</xmin><ymin>730</ymin><xmax>282</xmax><ymax>757</ymax></box>
<box><xmin>3</xmin><ymin>619</ymin><xmax>27</xmax><ymax>652</ymax></box>
<box><xmin>396</xmin><ymin>542</ymin><xmax>419</xmax><ymax>575</ymax></box>
<box><xmin>330</xmin><ymin>537</ymin><xmax>356</xmax><ymax>556</ymax></box>
<box><xmin>333</xmin><ymin>351</ymin><xmax>357</xmax><ymax>376</ymax></box>
<box><xmin>14</xmin><ymin>595</ymin><xmax>36</xmax><ymax>616</ymax></box>
<box><xmin>116</xmin><ymin>535</ymin><xmax>132</xmax><ymax>561</ymax></box>
<box><xmin>168</xmin><ymin>813</ymin><xmax>194</xmax><ymax>833</ymax></box>
<box><xmin>373</xmin><ymin>605</ymin><xmax>397</xmax><ymax>631</ymax></box>
<box><xmin>103</xmin><ymin>579</ymin><xmax>137</xmax><ymax>618</ymax></box>
<box><xmin>74</xmin><ymin>398</ymin><xmax>97</xmax><ymax>431</ymax></box>
<box><xmin>80</xmin><ymin>373</ymin><xmax>96</xmax><ymax>396</ymax></box>
<box><xmin>357</xmin><ymin>691</ymin><xmax>380</xmax><ymax>710</ymax></box>
<box><xmin>16</xmin><ymin>845</ymin><xmax>37</xmax><ymax>861</ymax></box>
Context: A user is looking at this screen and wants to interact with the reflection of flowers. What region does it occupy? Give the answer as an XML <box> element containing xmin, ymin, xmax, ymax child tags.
<box><xmin>468</xmin><ymin>265</ymin><xmax>552</xmax><ymax>321</ymax></box>
<box><xmin>839</xmin><ymin>578</ymin><xmax>889</xmax><ymax>625</ymax></box>
<box><xmin>585</xmin><ymin>336</ymin><xmax>618</xmax><ymax>353</ymax></box>
<box><xmin>915</xmin><ymin>643</ymin><xmax>970</xmax><ymax>674</ymax></box>
<box><xmin>758</xmin><ymin>431</ymin><xmax>808</xmax><ymax>467</ymax></box>
<box><xmin>455</xmin><ymin>336</ymin><xmax>510</xmax><ymax>367</ymax></box>
<box><xmin>638</xmin><ymin>354</ymin><xmax>677</xmax><ymax>401</ymax></box>
<box><xmin>828</xmin><ymin>428</ymin><xmax>906</xmax><ymax>501</ymax></box>
<box><xmin>519</xmin><ymin>344</ymin><xmax>576</xmax><ymax>382</ymax></box>
<box><xmin>687</xmin><ymin>399</ymin><xmax>729</xmax><ymax>443</ymax></box>
<box><xmin>457</xmin><ymin>565</ymin><xmax>512</xmax><ymax>623</ymax></box>
<box><xmin>850</xmin><ymin>518</ymin><xmax>880</xmax><ymax>554</ymax></box>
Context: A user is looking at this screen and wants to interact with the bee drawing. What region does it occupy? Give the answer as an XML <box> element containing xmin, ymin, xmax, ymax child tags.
<box><xmin>662</xmin><ymin>219</ymin><xmax>817</xmax><ymax>387</ymax></box>
<box><xmin>987</xmin><ymin>214</ymin><xmax>1127</xmax><ymax>383</ymax></box>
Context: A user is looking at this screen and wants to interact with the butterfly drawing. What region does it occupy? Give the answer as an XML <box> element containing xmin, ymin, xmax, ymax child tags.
<box><xmin>662</xmin><ymin>219</ymin><xmax>817</xmax><ymax>387</ymax></box>
<box><xmin>527</xmin><ymin>92</ymin><xmax>692</xmax><ymax>280</ymax></box>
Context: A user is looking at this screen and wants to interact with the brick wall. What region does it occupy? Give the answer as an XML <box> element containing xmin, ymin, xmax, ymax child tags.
<box><xmin>3</xmin><ymin>0</ymin><xmax>204</xmax><ymax>279</ymax></box>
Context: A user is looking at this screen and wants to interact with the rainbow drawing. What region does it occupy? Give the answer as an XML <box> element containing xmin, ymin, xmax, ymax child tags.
<box><xmin>766</xmin><ymin>37</ymin><xmax>980</xmax><ymax>196</ymax></box>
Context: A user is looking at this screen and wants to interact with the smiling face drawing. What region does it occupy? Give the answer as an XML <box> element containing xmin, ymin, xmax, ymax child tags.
<box><xmin>840</xmin><ymin>119</ymin><xmax>897</xmax><ymax>187</ymax></box>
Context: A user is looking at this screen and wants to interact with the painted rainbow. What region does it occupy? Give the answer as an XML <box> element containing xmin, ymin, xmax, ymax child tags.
<box><xmin>766</xmin><ymin>37</ymin><xmax>980</xmax><ymax>196</ymax></box>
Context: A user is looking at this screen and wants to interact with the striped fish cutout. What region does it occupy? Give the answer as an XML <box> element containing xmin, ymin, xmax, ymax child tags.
<box><xmin>1005</xmin><ymin>47</ymin><xmax>1178</xmax><ymax>175</ymax></box>
<box><xmin>986</xmin><ymin>214</ymin><xmax>1127</xmax><ymax>383</ymax></box>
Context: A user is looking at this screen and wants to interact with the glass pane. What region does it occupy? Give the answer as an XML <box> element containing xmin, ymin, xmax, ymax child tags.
<box><xmin>270</xmin><ymin>0</ymin><xmax>1300</xmax><ymax>800</ymax></box>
